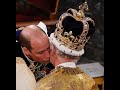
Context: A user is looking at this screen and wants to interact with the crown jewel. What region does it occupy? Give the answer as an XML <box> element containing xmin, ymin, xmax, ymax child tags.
<box><xmin>50</xmin><ymin>2</ymin><xmax>95</xmax><ymax>56</ymax></box>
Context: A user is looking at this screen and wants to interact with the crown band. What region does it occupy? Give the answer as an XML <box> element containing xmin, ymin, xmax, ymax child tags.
<box><xmin>50</xmin><ymin>33</ymin><xmax>84</xmax><ymax>56</ymax></box>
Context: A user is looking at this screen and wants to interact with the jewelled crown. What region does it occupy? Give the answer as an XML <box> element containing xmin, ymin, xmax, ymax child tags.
<box><xmin>50</xmin><ymin>2</ymin><xmax>95</xmax><ymax>56</ymax></box>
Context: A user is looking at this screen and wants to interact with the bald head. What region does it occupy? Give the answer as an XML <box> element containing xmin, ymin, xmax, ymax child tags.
<box><xmin>19</xmin><ymin>25</ymin><xmax>48</xmax><ymax>50</ymax></box>
<box><xmin>22</xmin><ymin>25</ymin><xmax>46</xmax><ymax>37</ymax></box>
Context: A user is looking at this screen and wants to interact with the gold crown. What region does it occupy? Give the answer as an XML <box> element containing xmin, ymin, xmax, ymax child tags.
<box><xmin>50</xmin><ymin>2</ymin><xmax>95</xmax><ymax>56</ymax></box>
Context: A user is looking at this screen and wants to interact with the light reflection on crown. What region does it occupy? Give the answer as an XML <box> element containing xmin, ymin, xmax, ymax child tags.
<box><xmin>50</xmin><ymin>2</ymin><xmax>95</xmax><ymax>56</ymax></box>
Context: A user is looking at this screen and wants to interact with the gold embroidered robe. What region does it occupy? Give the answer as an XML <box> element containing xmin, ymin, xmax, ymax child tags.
<box><xmin>36</xmin><ymin>66</ymin><xmax>99</xmax><ymax>90</ymax></box>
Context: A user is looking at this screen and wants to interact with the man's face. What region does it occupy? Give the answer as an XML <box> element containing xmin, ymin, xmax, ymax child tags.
<box><xmin>29</xmin><ymin>36</ymin><xmax>50</xmax><ymax>64</ymax></box>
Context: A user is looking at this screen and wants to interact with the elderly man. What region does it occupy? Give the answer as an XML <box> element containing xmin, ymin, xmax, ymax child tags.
<box><xmin>36</xmin><ymin>2</ymin><xmax>99</xmax><ymax>90</ymax></box>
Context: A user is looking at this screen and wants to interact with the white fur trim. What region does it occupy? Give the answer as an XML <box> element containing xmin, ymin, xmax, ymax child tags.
<box><xmin>37</xmin><ymin>21</ymin><xmax>48</xmax><ymax>36</ymax></box>
<box><xmin>57</xmin><ymin>62</ymin><xmax>76</xmax><ymax>68</ymax></box>
<box><xmin>50</xmin><ymin>33</ymin><xmax>84</xmax><ymax>56</ymax></box>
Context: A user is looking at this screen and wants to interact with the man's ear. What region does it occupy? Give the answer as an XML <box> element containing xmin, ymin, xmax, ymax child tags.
<box><xmin>22</xmin><ymin>47</ymin><xmax>30</xmax><ymax>56</ymax></box>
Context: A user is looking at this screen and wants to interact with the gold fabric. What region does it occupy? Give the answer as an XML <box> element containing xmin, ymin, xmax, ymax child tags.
<box><xmin>36</xmin><ymin>66</ymin><xmax>99</xmax><ymax>90</ymax></box>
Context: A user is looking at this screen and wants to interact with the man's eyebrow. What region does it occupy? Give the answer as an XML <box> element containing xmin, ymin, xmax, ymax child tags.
<box><xmin>36</xmin><ymin>50</ymin><xmax>44</xmax><ymax>54</ymax></box>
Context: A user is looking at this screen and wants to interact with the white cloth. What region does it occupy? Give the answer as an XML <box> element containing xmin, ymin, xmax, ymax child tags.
<box><xmin>37</xmin><ymin>21</ymin><xmax>48</xmax><ymax>36</ymax></box>
<box><xmin>56</xmin><ymin>62</ymin><xmax>76</xmax><ymax>68</ymax></box>
<box><xmin>16</xmin><ymin>57</ymin><xmax>36</xmax><ymax>90</ymax></box>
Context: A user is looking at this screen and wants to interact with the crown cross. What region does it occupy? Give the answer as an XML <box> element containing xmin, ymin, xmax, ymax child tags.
<box><xmin>79</xmin><ymin>2</ymin><xmax>88</xmax><ymax>12</ymax></box>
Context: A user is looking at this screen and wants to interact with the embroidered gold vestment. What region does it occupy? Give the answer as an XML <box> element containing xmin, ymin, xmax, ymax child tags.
<box><xmin>36</xmin><ymin>66</ymin><xmax>99</xmax><ymax>90</ymax></box>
